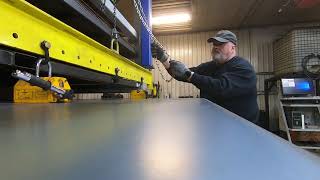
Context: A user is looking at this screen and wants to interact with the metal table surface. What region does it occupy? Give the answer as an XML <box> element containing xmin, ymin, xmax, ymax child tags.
<box><xmin>1</xmin><ymin>99</ymin><xmax>320</xmax><ymax>180</ymax></box>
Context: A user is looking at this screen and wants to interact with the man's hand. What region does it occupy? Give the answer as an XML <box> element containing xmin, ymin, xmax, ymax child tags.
<box><xmin>151</xmin><ymin>42</ymin><xmax>169</xmax><ymax>63</ymax></box>
<box><xmin>168</xmin><ymin>60</ymin><xmax>193</xmax><ymax>82</ymax></box>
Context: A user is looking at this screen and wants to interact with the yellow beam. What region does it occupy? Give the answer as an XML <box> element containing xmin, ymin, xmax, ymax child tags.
<box><xmin>0</xmin><ymin>0</ymin><xmax>152</xmax><ymax>87</ymax></box>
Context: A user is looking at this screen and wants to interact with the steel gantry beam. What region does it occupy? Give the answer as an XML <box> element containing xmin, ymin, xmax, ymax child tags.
<box><xmin>86</xmin><ymin>0</ymin><xmax>137</xmax><ymax>41</ymax></box>
<box><xmin>0</xmin><ymin>0</ymin><xmax>152</xmax><ymax>90</ymax></box>
<box><xmin>25</xmin><ymin>0</ymin><xmax>137</xmax><ymax>58</ymax></box>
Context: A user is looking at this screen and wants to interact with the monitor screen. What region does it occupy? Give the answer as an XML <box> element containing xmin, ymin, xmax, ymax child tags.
<box><xmin>281</xmin><ymin>78</ymin><xmax>315</xmax><ymax>96</ymax></box>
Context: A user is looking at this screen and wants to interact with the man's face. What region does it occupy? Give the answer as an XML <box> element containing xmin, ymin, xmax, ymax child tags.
<box><xmin>211</xmin><ymin>42</ymin><xmax>235</xmax><ymax>64</ymax></box>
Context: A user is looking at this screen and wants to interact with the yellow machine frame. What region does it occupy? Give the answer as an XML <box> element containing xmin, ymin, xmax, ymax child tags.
<box><xmin>0</xmin><ymin>0</ymin><xmax>153</xmax><ymax>89</ymax></box>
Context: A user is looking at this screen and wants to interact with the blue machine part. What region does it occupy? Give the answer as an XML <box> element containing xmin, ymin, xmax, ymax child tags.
<box><xmin>141</xmin><ymin>0</ymin><xmax>152</xmax><ymax>68</ymax></box>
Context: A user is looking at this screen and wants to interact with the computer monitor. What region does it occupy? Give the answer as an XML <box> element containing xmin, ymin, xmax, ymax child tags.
<box><xmin>281</xmin><ymin>78</ymin><xmax>315</xmax><ymax>97</ymax></box>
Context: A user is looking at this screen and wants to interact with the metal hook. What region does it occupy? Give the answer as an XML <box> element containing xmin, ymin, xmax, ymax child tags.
<box><xmin>36</xmin><ymin>58</ymin><xmax>52</xmax><ymax>77</ymax></box>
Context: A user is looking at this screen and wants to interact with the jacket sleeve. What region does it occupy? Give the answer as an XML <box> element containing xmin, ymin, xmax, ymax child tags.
<box><xmin>190</xmin><ymin>64</ymin><xmax>256</xmax><ymax>98</ymax></box>
<box><xmin>189</xmin><ymin>61</ymin><xmax>217</xmax><ymax>75</ymax></box>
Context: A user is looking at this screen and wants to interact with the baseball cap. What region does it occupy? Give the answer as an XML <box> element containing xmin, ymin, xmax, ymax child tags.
<box><xmin>207</xmin><ymin>30</ymin><xmax>237</xmax><ymax>45</ymax></box>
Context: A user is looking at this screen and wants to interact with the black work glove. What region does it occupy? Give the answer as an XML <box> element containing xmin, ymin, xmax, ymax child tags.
<box><xmin>151</xmin><ymin>42</ymin><xmax>169</xmax><ymax>63</ymax></box>
<box><xmin>168</xmin><ymin>60</ymin><xmax>192</xmax><ymax>82</ymax></box>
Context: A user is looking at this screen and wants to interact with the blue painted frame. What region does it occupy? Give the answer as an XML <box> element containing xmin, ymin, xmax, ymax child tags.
<box><xmin>141</xmin><ymin>0</ymin><xmax>152</xmax><ymax>68</ymax></box>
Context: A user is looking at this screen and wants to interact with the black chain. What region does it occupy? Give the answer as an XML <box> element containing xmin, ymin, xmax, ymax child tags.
<box><xmin>155</xmin><ymin>60</ymin><xmax>173</xmax><ymax>82</ymax></box>
<box><xmin>101</xmin><ymin>0</ymin><xmax>106</xmax><ymax>11</ymax></box>
<box><xmin>111</xmin><ymin>0</ymin><xmax>119</xmax><ymax>41</ymax></box>
<box><xmin>132</xmin><ymin>0</ymin><xmax>172</xmax><ymax>83</ymax></box>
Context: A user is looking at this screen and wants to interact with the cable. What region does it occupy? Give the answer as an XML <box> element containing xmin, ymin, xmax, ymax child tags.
<box><xmin>301</xmin><ymin>53</ymin><xmax>320</xmax><ymax>79</ymax></box>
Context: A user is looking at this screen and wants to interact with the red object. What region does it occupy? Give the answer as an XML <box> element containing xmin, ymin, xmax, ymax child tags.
<box><xmin>295</xmin><ymin>0</ymin><xmax>320</xmax><ymax>8</ymax></box>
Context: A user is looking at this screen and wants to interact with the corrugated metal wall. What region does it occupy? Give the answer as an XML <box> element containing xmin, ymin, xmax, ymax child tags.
<box><xmin>74</xmin><ymin>93</ymin><xmax>103</xmax><ymax>100</ymax></box>
<box><xmin>154</xmin><ymin>28</ymin><xmax>280</xmax><ymax>130</ymax></box>
<box><xmin>75</xmin><ymin>23</ymin><xmax>320</xmax><ymax>131</ymax></box>
<box><xmin>73</xmin><ymin>93</ymin><xmax>130</xmax><ymax>100</ymax></box>
<box><xmin>154</xmin><ymin>29</ymin><xmax>275</xmax><ymax>97</ymax></box>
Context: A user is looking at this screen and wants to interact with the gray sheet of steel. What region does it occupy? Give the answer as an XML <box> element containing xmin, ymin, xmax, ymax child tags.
<box><xmin>0</xmin><ymin>99</ymin><xmax>320</xmax><ymax>180</ymax></box>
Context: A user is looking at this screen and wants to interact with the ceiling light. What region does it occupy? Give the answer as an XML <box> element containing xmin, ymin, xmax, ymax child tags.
<box><xmin>152</xmin><ymin>13</ymin><xmax>191</xmax><ymax>25</ymax></box>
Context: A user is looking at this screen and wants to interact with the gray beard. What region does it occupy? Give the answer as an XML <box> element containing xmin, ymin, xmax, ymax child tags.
<box><xmin>213</xmin><ymin>53</ymin><xmax>226</xmax><ymax>64</ymax></box>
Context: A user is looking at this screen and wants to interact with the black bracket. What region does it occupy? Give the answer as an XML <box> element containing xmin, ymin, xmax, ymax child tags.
<box><xmin>40</xmin><ymin>41</ymin><xmax>51</xmax><ymax>64</ymax></box>
<box><xmin>137</xmin><ymin>77</ymin><xmax>144</xmax><ymax>92</ymax></box>
<box><xmin>112</xmin><ymin>67</ymin><xmax>120</xmax><ymax>83</ymax></box>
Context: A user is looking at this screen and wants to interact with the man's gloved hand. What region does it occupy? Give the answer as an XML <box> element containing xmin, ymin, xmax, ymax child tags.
<box><xmin>168</xmin><ymin>60</ymin><xmax>192</xmax><ymax>82</ymax></box>
<box><xmin>151</xmin><ymin>42</ymin><xmax>169</xmax><ymax>63</ymax></box>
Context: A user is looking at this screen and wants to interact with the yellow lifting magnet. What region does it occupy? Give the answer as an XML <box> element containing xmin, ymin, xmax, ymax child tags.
<box><xmin>12</xmin><ymin>58</ymin><xmax>73</xmax><ymax>103</ymax></box>
<box><xmin>130</xmin><ymin>90</ymin><xmax>147</xmax><ymax>100</ymax></box>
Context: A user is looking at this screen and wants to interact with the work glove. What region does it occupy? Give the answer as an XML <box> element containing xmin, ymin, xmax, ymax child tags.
<box><xmin>168</xmin><ymin>60</ymin><xmax>192</xmax><ymax>82</ymax></box>
<box><xmin>151</xmin><ymin>42</ymin><xmax>169</xmax><ymax>63</ymax></box>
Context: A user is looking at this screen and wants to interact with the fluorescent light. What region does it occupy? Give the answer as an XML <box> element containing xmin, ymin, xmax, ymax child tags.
<box><xmin>152</xmin><ymin>13</ymin><xmax>191</xmax><ymax>25</ymax></box>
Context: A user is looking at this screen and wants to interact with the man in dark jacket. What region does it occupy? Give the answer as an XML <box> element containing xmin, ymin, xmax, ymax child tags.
<box><xmin>152</xmin><ymin>30</ymin><xmax>259</xmax><ymax>124</ymax></box>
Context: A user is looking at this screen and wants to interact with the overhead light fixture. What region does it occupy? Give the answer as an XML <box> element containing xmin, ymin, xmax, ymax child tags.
<box><xmin>152</xmin><ymin>13</ymin><xmax>191</xmax><ymax>25</ymax></box>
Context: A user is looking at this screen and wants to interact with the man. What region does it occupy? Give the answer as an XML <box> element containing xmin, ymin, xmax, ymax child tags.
<box><xmin>152</xmin><ymin>30</ymin><xmax>259</xmax><ymax>124</ymax></box>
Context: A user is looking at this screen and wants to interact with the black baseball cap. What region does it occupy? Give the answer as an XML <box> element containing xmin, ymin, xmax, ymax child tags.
<box><xmin>207</xmin><ymin>30</ymin><xmax>237</xmax><ymax>45</ymax></box>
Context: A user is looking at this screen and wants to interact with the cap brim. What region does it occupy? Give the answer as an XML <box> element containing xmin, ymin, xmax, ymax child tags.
<box><xmin>207</xmin><ymin>37</ymin><xmax>229</xmax><ymax>43</ymax></box>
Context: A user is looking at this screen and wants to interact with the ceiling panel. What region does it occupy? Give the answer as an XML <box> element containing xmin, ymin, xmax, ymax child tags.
<box><xmin>192</xmin><ymin>0</ymin><xmax>259</xmax><ymax>31</ymax></box>
<box><xmin>152</xmin><ymin>0</ymin><xmax>192</xmax><ymax>33</ymax></box>
<box><xmin>245</xmin><ymin>0</ymin><xmax>320</xmax><ymax>27</ymax></box>
<box><xmin>115</xmin><ymin>0</ymin><xmax>320</xmax><ymax>34</ymax></box>
<box><xmin>152</xmin><ymin>0</ymin><xmax>320</xmax><ymax>34</ymax></box>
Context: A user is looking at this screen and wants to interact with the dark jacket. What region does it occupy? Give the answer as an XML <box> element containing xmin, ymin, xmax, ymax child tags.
<box><xmin>189</xmin><ymin>56</ymin><xmax>259</xmax><ymax>123</ymax></box>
